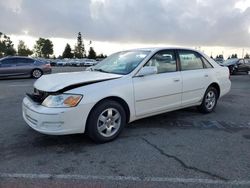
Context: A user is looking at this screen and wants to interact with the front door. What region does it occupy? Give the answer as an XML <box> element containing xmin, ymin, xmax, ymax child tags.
<box><xmin>133</xmin><ymin>50</ymin><xmax>182</xmax><ymax>117</ymax></box>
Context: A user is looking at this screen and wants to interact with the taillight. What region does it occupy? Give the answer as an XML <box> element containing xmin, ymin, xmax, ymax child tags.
<box><xmin>44</xmin><ymin>63</ymin><xmax>51</xmax><ymax>68</ymax></box>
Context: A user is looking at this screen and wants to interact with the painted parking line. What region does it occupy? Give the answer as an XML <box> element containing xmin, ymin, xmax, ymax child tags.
<box><xmin>0</xmin><ymin>173</ymin><xmax>250</xmax><ymax>186</ymax></box>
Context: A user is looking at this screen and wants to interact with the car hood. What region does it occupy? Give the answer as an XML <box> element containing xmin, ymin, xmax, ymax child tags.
<box><xmin>34</xmin><ymin>71</ymin><xmax>122</xmax><ymax>92</ymax></box>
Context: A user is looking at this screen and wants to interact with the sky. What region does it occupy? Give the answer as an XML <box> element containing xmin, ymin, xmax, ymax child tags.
<box><xmin>0</xmin><ymin>0</ymin><xmax>250</xmax><ymax>58</ymax></box>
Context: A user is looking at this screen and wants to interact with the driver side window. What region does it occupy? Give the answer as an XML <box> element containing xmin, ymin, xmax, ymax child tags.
<box><xmin>144</xmin><ymin>50</ymin><xmax>177</xmax><ymax>73</ymax></box>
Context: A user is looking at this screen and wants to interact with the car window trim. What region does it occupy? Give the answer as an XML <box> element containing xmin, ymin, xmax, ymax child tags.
<box><xmin>201</xmin><ymin>56</ymin><xmax>214</xmax><ymax>69</ymax></box>
<box><xmin>177</xmin><ymin>49</ymin><xmax>209</xmax><ymax>71</ymax></box>
<box><xmin>141</xmin><ymin>49</ymin><xmax>179</xmax><ymax>74</ymax></box>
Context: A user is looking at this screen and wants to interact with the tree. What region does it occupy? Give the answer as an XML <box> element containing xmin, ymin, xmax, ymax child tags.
<box><xmin>88</xmin><ymin>47</ymin><xmax>96</xmax><ymax>59</ymax></box>
<box><xmin>244</xmin><ymin>53</ymin><xmax>249</xmax><ymax>59</ymax></box>
<box><xmin>0</xmin><ymin>32</ymin><xmax>16</xmax><ymax>57</ymax></box>
<box><xmin>34</xmin><ymin>38</ymin><xmax>53</xmax><ymax>58</ymax></box>
<box><xmin>17</xmin><ymin>40</ymin><xmax>33</xmax><ymax>56</ymax></box>
<box><xmin>218</xmin><ymin>54</ymin><xmax>224</xmax><ymax>59</ymax></box>
<box><xmin>62</xmin><ymin>43</ymin><xmax>73</xmax><ymax>58</ymax></box>
<box><xmin>74</xmin><ymin>32</ymin><xmax>85</xmax><ymax>58</ymax></box>
<box><xmin>231</xmin><ymin>54</ymin><xmax>238</xmax><ymax>58</ymax></box>
<box><xmin>96</xmin><ymin>53</ymin><xmax>107</xmax><ymax>59</ymax></box>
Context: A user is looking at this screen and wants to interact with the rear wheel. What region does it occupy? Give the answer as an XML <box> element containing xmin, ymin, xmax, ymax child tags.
<box><xmin>198</xmin><ymin>87</ymin><xmax>218</xmax><ymax>113</ymax></box>
<box><xmin>87</xmin><ymin>100</ymin><xmax>126</xmax><ymax>143</ymax></box>
<box><xmin>31</xmin><ymin>69</ymin><xmax>43</xmax><ymax>79</ymax></box>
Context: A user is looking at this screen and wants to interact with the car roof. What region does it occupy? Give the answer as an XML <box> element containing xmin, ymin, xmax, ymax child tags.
<box><xmin>0</xmin><ymin>56</ymin><xmax>34</xmax><ymax>61</ymax></box>
<box><xmin>124</xmin><ymin>47</ymin><xmax>201</xmax><ymax>53</ymax></box>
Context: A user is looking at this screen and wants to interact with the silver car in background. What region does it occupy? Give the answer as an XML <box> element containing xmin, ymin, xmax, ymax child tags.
<box><xmin>0</xmin><ymin>56</ymin><xmax>52</xmax><ymax>78</ymax></box>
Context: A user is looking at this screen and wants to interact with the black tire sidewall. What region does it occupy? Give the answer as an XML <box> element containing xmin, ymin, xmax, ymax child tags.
<box><xmin>199</xmin><ymin>87</ymin><xmax>218</xmax><ymax>113</ymax></box>
<box><xmin>87</xmin><ymin>100</ymin><xmax>126</xmax><ymax>143</ymax></box>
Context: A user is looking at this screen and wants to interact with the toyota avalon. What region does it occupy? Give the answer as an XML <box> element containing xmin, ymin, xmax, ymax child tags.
<box><xmin>22</xmin><ymin>48</ymin><xmax>231</xmax><ymax>143</ymax></box>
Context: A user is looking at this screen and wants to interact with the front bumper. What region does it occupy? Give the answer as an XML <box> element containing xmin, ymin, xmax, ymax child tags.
<box><xmin>22</xmin><ymin>97</ymin><xmax>93</xmax><ymax>135</ymax></box>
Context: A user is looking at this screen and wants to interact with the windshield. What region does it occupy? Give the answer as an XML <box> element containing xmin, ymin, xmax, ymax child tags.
<box><xmin>223</xmin><ymin>58</ymin><xmax>238</xmax><ymax>64</ymax></box>
<box><xmin>92</xmin><ymin>50</ymin><xmax>150</xmax><ymax>75</ymax></box>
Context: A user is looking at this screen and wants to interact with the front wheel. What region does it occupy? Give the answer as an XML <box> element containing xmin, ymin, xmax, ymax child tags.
<box><xmin>87</xmin><ymin>100</ymin><xmax>126</xmax><ymax>143</ymax></box>
<box><xmin>198</xmin><ymin>87</ymin><xmax>218</xmax><ymax>113</ymax></box>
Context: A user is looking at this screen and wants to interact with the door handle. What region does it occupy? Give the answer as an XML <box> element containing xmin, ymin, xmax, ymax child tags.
<box><xmin>204</xmin><ymin>74</ymin><xmax>209</xmax><ymax>77</ymax></box>
<box><xmin>173</xmin><ymin>78</ymin><xmax>180</xmax><ymax>82</ymax></box>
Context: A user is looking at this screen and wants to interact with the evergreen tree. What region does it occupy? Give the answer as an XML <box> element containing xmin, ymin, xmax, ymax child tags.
<box><xmin>62</xmin><ymin>43</ymin><xmax>73</xmax><ymax>58</ymax></box>
<box><xmin>96</xmin><ymin>53</ymin><xmax>107</xmax><ymax>59</ymax></box>
<box><xmin>244</xmin><ymin>53</ymin><xmax>250</xmax><ymax>59</ymax></box>
<box><xmin>231</xmin><ymin>54</ymin><xmax>238</xmax><ymax>58</ymax></box>
<box><xmin>17</xmin><ymin>40</ymin><xmax>33</xmax><ymax>56</ymax></box>
<box><xmin>74</xmin><ymin>32</ymin><xmax>85</xmax><ymax>58</ymax></box>
<box><xmin>88</xmin><ymin>47</ymin><xmax>96</xmax><ymax>59</ymax></box>
<box><xmin>218</xmin><ymin>54</ymin><xmax>224</xmax><ymax>59</ymax></box>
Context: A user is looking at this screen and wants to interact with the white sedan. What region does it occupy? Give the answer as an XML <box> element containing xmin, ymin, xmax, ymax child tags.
<box><xmin>22</xmin><ymin>48</ymin><xmax>231</xmax><ymax>143</ymax></box>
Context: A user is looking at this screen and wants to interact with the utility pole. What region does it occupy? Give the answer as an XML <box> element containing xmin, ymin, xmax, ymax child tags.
<box><xmin>242</xmin><ymin>48</ymin><xmax>245</xmax><ymax>58</ymax></box>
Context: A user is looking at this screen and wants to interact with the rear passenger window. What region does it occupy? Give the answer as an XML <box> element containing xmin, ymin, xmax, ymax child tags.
<box><xmin>23</xmin><ymin>59</ymin><xmax>34</xmax><ymax>64</ymax></box>
<box><xmin>202</xmin><ymin>57</ymin><xmax>213</xmax><ymax>68</ymax></box>
<box><xmin>144</xmin><ymin>50</ymin><xmax>177</xmax><ymax>73</ymax></box>
<box><xmin>179</xmin><ymin>51</ymin><xmax>203</xmax><ymax>71</ymax></box>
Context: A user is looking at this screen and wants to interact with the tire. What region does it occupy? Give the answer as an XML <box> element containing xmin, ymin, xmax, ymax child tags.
<box><xmin>31</xmin><ymin>69</ymin><xmax>43</xmax><ymax>79</ymax></box>
<box><xmin>87</xmin><ymin>100</ymin><xmax>126</xmax><ymax>143</ymax></box>
<box><xmin>198</xmin><ymin>87</ymin><xmax>218</xmax><ymax>114</ymax></box>
<box><xmin>229</xmin><ymin>67</ymin><xmax>235</xmax><ymax>75</ymax></box>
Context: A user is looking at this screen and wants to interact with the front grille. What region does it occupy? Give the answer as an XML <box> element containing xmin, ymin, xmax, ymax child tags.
<box><xmin>26</xmin><ymin>88</ymin><xmax>49</xmax><ymax>104</ymax></box>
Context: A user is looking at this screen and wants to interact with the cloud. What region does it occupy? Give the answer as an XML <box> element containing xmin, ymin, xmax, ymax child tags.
<box><xmin>0</xmin><ymin>0</ymin><xmax>250</xmax><ymax>47</ymax></box>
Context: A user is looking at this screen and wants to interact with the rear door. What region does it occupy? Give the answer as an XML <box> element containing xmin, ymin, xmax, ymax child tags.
<box><xmin>178</xmin><ymin>50</ymin><xmax>213</xmax><ymax>106</ymax></box>
<box><xmin>133</xmin><ymin>50</ymin><xmax>182</xmax><ymax>116</ymax></box>
<box><xmin>14</xmin><ymin>58</ymin><xmax>34</xmax><ymax>75</ymax></box>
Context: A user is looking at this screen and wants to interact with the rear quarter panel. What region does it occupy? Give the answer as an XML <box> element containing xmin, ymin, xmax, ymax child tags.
<box><xmin>212</xmin><ymin>66</ymin><xmax>231</xmax><ymax>98</ymax></box>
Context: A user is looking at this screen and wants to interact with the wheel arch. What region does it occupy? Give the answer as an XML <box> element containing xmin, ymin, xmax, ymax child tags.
<box><xmin>208</xmin><ymin>82</ymin><xmax>220</xmax><ymax>98</ymax></box>
<box><xmin>87</xmin><ymin>96</ymin><xmax>131</xmax><ymax>125</ymax></box>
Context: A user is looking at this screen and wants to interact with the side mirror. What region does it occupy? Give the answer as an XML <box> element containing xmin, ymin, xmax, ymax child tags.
<box><xmin>136</xmin><ymin>66</ymin><xmax>157</xmax><ymax>77</ymax></box>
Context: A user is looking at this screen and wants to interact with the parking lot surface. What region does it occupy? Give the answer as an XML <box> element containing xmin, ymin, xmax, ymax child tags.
<box><xmin>0</xmin><ymin>68</ymin><xmax>250</xmax><ymax>187</ymax></box>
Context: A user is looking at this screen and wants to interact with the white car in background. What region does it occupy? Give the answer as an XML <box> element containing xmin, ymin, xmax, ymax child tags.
<box><xmin>22</xmin><ymin>48</ymin><xmax>231</xmax><ymax>143</ymax></box>
<box><xmin>84</xmin><ymin>59</ymin><xmax>97</xmax><ymax>66</ymax></box>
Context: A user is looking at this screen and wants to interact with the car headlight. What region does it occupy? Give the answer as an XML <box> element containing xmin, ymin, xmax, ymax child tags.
<box><xmin>42</xmin><ymin>94</ymin><xmax>83</xmax><ymax>108</ymax></box>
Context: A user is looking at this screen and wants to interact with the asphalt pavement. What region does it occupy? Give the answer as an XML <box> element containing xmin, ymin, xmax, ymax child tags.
<box><xmin>0</xmin><ymin>68</ymin><xmax>250</xmax><ymax>188</ymax></box>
